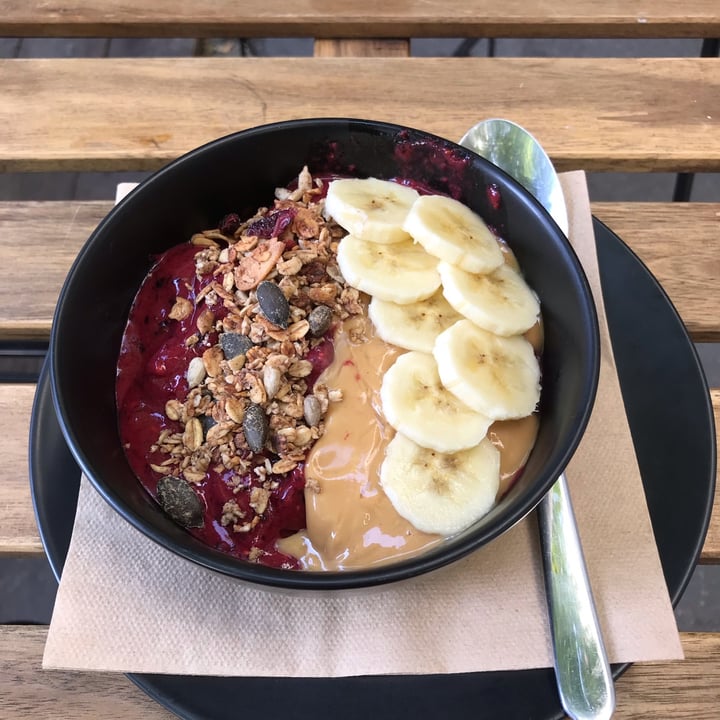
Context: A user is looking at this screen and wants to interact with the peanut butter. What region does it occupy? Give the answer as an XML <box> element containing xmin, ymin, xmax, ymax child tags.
<box><xmin>278</xmin><ymin>316</ymin><xmax>541</xmax><ymax>570</ymax></box>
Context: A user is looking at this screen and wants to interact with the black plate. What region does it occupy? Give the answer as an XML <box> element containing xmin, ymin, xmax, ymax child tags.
<box><xmin>30</xmin><ymin>218</ymin><xmax>715</xmax><ymax>720</ymax></box>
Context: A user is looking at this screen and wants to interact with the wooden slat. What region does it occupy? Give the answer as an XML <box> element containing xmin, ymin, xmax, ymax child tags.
<box><xmin>592</xmin><ymin>203</ymin><xmax>720</xmax><ymax>343</ymax></box>
<box><xmin>703</xmin><ymin>389</ymin><xmax>720</xmax><ymax>565</ymax></box>
<box><xmin>2</xmin><ymin>201</ymin><xmax>719</xmax><ymax>342</ymax></box>
<box><xmin>313</xmin><ymin>38</ymin><xmax>410</xmax><ymax>57</ymax></box>
<box><xmin>0</xmin><ymin>626</ymin><xmax>170</xmax><ymax>719</ymax></box>
<box><xmin>0</xmin><ymin>384</ymin><xmax>41</xmax><ymax>554</ymax></box>
<box><xmin>2</xmin><ymin>1</ymin><xmax>720</xmax><ymax>38</ymax></box>
<box><xmin>614</xmin><ymin>633</ymin><xmax>720</xmax><ymax>718</ymax></box>
<box><xmin>1</xmin><ymin>384</ymin><xmax>717</xmax><ymax>560</ymax></box>
<box><xmin>1</xmin><ymin>57</ymin><xmax>719</xmax><ymax>173</ymax></box>
<box><xmin>0</xmin><ymin>201</ymin><xmax>108</xmax><ymax>340</ymax></box>
<box><xmin>1</xmin><ymin>626</ymin><xmax>718</xmax><ymax>718</ymax></box>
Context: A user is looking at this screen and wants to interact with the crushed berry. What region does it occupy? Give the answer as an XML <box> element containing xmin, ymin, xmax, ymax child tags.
<box><xmin>305</xmin><ymin>339</ymin><xmax>335</xmax><ymax>389</ymax></box>
<box><xmin>487</xmin><ymin>183</ymin><xmax>502</xmax><ymax>211</ymax></box>
<box><xmin>219</xmin><ymin>213</ymin><xmax>241</xmax><ymax>236</ymax></box>
<box><xmin>246</xmin><ymin>207</ymin><xmax>297</xmax><ymax>239</ymax></box>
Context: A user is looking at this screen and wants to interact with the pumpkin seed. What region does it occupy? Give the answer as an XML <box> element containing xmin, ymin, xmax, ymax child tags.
<box><xmin>219</xmin><ymin>332</ymin><xmax>253</xmax><ymax>360</ymax></box>
<box><xmin>256</xmin><ymin>280</ymin><xmax>290</xmax><ymax>329</ymax></box>
<box><xmin>156</xmin><ymin>476</ymin><xmax>204</xmax><ymax>528</ymax></box>
<box><xmin>243</xmin><ymin>403</ymin><xmax>269</xmax><ymax>452</ymax></box>
<box><xmin>308</xmin><ymin>305</ymin><xmax>333</xmax><ymax>337</ymax></box>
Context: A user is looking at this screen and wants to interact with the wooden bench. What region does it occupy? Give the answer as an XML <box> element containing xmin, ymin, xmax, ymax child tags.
<box><xmin>1</xmin><ymin>4</ymin><xmax>718</xmax><ymax>717</ymax></box>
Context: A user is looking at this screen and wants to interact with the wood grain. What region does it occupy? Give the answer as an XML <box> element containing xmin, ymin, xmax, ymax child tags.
<box><xmin>0</xmin><ymin>57</ymin><xmax>718</xmax><ymax>173</ymax></box>
<box><xmin>592</xmin><ymin>203</ymin><xmax>720</xmax><ymax>343</ymax></box>
<box><xmin>703</xmin><ymin>389</ymin><xmax>720</xmax><ymax>565</ymax></box>
<box><xmin>1</xmin><ymin>384</ymin><xmax>717</xmax><ymax>560</ymax></box>
<box><xmin>2</xmin><ymin>0</ymin><xmax>720</xmax><ymax>38</ymax></box>
<box><xmin>0</xmin><ymin>384</ymin><xmax>42</xmax><ymax>554</ymax></box>
<box><xmin>313</xmin><ymin>38</ymin><xmax>409</xmax><ymax>57</ymax></box>
<box><xmin>0</xmin><ymin>626</ymin><xmax>718</xmax><ymax>718</ymax></box>
<box><xmin>0</xmin><ymin>625</ymin><xmax>170</xmax><ymax>719</ymax></box>
<box><xmin>0</xmin><ymin>202</ymin><xmax>108</xmax><ymax>340</ymax></box>
<box><xmin>1</xmin><ymin>201</ymin><xmax>719</xmax><ymax>342</ymax></box>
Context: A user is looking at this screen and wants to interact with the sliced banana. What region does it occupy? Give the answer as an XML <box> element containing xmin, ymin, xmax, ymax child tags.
<box><xmin>380</xmin><ymin>351</ymin><xmax>492</xmax><ymax>453</ymax></box>
<box><xmin>325</xmin><ymin>178</ymin><xmax>419</xmax><ymax>244</ymax></box>
<box><xmin>403</xmin><ymin>194</ymin><xmax>504</xmax><ymax>274</ymax></box>
<box><xmin>368</xmin><ymin>290</ymin><xmax>462</xmax><ymax>353</ymax></box>
<box><xmin>439</xmin><ymin>261</ymin><xmax>540</xmax><ymax>337</ymax></box>
<box><xmin>380</xmin><ymin>433</ymin><xmax>500</xmax><ymax>536</ymax></box>
<box><xmin>337</xmin><ymin>235</ymin><xmax>440</xmax><ymax>304</ymax></box>
<box><xmin>433</xmin><ymin>320</ymin><xmax>541</xmax><ymax>420</ymax></box>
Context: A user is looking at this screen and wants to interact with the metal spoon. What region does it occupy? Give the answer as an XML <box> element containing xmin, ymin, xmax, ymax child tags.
<box><xmin>460</xmin><ymin>119</ymin><xmax>615</xmax><ymax>720</ymax></box>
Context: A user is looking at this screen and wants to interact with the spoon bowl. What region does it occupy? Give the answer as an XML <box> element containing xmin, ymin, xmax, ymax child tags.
<box><xmin>460</xmin><ymin>119</ymin><xmax>569</xmax><ymax>235</ymax></box>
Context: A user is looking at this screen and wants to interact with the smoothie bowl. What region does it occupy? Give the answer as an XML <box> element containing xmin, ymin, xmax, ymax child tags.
<box><xmin>50</xmin><ymin>119</ymin><xmax>599</xmax><ymax>591</ymax></box>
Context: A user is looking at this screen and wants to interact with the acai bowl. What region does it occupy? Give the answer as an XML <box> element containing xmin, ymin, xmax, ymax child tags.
<box><xmin>50</xmin><ymin>119</ymin><xmax>599</xmax><ymax>591</ymax></box>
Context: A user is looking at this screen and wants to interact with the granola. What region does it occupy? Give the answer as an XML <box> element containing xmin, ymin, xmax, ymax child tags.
<box><xmin>120</xmin><ymin>167</ymin><xmax>363</xmax><ymax>567</ymax></box>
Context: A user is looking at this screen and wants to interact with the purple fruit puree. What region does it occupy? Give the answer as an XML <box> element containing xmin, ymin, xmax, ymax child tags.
<box><xmin>116</xmin><ymin>243</ymin><xmax>331</xmax><ymax>569</ymax></box>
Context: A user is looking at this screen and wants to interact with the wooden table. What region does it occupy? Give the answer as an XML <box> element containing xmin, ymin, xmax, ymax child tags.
<box><xmin>1</xmin><ymin>4</ymin><xmax>718</xmax><ymax>718</ymax></box>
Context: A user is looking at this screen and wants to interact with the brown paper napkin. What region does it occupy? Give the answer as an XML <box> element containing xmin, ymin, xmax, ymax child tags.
<box><xmin>42</xmin><ymin>171</ymin><xmax>682</xmax><ymax>676</ymax></box>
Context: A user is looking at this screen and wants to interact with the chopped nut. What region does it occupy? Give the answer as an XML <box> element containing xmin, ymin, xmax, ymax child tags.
<box><xmin>202</xmin><ymin>346</ymin><xmax>224</xmax><ymax>378</ymax></box>
<box><xmin>306</xmin><ymin>284</ymin><xmax>337</xmax><ymax>305</ymax></box>
<box><xmin>249</xmin><ymin>486</ymin><xmax>271</xmax><ymax>515</ymax></box>
<box><xmin>277</xmin><ymin>256</ymin><xmax>303</xmax><ymax>276</ymax></box>
<box><xmin>234</xmin><ymin>239</ymin><xmax>285</xmax><ymax>291</ymax></box>
<box><xmin>196</xmin><ymin>308</ymin><xmax>215</xmax><ymax>335</ymax></box>
<box><xmin>297</xmin><ymin>165</ymin><xmax>312</xmax><ymax>193</ymax></box>
<box><xmin>221</xmin><ymin>500</ymin><xmax>244</xmax><ymax>526</ymax></box>
<box><xmin>169</xmin><ymin>296</ymin><xmax>193</xmax><ymax>321</ymax></box>
<box><xmin>233</xmin><ymin>235</ymin><xmax>259</xmax><ymax>253</ymax></box>
<box><xmin>293</xmin><ymin>425</ymin><xmax>313</xmax><ymax>447</ymax></box>
<box><xmin>305</xmin><ymin>476</ymin><xmax>321</xmax><ymax>493</ymax></box>
<box><xmin>292</xmin><ymin>207</ymin><xmax>320</xmax><ymax>238</ymax></box>
<box><xmin>272</xmin><ymin>458</ymin><xmax>298</xmax><ymax>474</ymax></box>
<box><xmin>222</xmin><ymin>271</ymin><xmax>235</xmax><ymax>293</ymax></box>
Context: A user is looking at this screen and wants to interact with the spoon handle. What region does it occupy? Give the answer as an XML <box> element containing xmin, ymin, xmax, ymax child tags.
<box><xmin>537</xmin><ymin>474</ymin><xmax>615</xmax><ymax>720</ymax></box>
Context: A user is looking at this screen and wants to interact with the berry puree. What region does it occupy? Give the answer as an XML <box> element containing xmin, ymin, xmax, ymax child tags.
<box><xmin>116</xmin><ymin>244</ymin><xmax>329</xmax><ymax>569</ymax></box>
<box><xmin>115</xmin><ymin>170</ymin><xmax>350</xmax><ymax>569</ymax></box>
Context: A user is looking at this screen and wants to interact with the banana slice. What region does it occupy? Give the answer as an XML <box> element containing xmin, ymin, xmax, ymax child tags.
<box><xmin>433</xmin><ymin>320</ymin><xmax>541</xmax><ymax>420</ymax></box>
<box><xmin>380</xmin><ymin>433</ymin><xmax>500</xmax><ymax>536</ymax></box>
<box><xmin>380</xmin><ymin>351</ymin><xmax>492</xmax><ymax>452</ymax></box>
<box><xmin>403</xmin><ymin>194</ymin><xmax>504</xmax><ymax>273</ymax></box>
<box><xmin>336</xmin><ymin>235</ymin><xmax>441</xmax><ymax>304</ymax></box>
<box><xmin>368</xmin><ymin>290</ymin><xmax>462</xmax><ymax>353</ymax></box>
<box><xmin>325</xmin><ymin>178</ymin><xmax>419</xmax><ymax>244</ymax></box>
<box><xmin>439</xmin><ymin>261</ymin><xmax>540</xmax><ymax>337</ymax></box>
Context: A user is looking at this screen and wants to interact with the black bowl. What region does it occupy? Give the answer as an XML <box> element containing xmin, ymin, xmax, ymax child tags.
<box><xmin>50</xmin><ymin>118</ymin><xmax>600</xmax><ymax>591</ymax></box>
